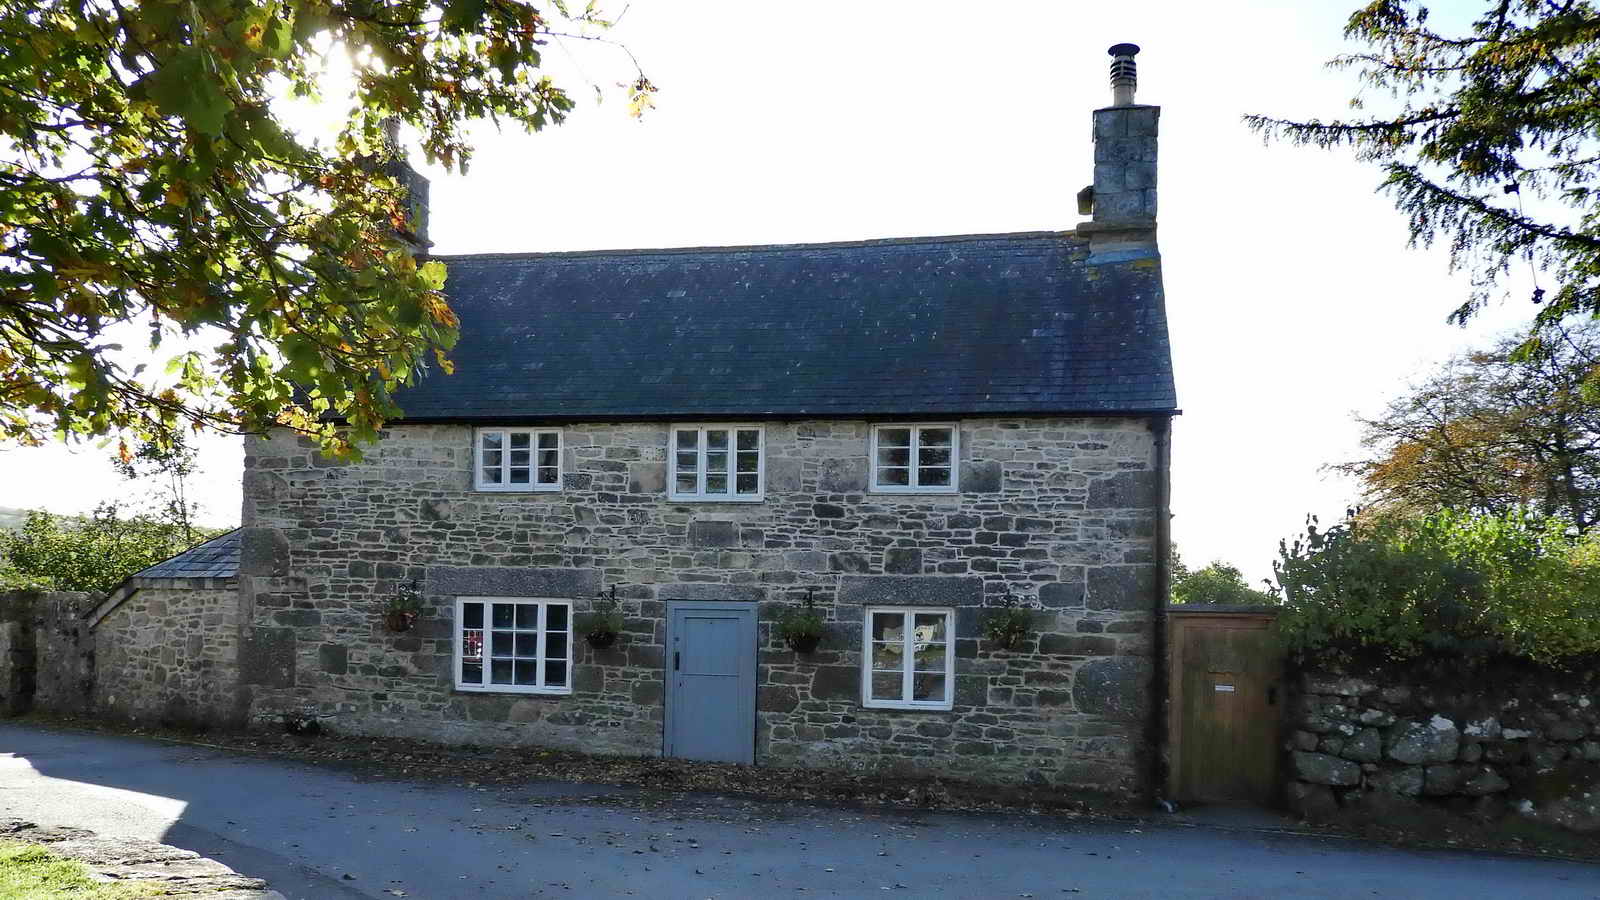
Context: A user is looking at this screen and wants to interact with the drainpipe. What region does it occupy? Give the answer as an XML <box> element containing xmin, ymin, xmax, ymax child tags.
<box><xmin>1148</xmin><ymin>414</ymin><xmax>1173</xmax><ymax>806</ymax></box>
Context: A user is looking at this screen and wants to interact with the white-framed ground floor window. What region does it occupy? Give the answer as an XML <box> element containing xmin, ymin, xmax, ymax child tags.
<box><xmin>455</xmin><ymin>597</ymin><xmax>572</xmax><ymax>694</ymax></box>
<box><xmin>862</xmin><ymin>607</ymin><xmax>954</xmax><ymax>710</ymax></box>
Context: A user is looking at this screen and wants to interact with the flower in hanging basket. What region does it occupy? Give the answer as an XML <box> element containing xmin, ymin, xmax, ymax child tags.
<box><xmin>777</xmin><ymin>590</ymin><xmax>826</xmax><ymax>654</ymax></box>
<box><xmin>983</xmin><ymin>605</ymin><xmax>1033</xmax><ymax>650</ymax></box>
<box><xmin>384</xmin><ymin>578</ymin><xmax>423</xmax><ymax>632</ymax></box>
<box><xmin>579</xmin><ymin>588</ymin><xmax>626</xmax><ymax>649</ymax></box>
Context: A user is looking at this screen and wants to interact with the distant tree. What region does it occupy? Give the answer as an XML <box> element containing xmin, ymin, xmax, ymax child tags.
<box><xmin>1247</xmin><ymin>1</ymin><xmax>1600</xmax><ymax>325</ymax></box>
<box><xmin>110</xmin><ymin>434</ymin><xmax>203</xmax><ymax>545</ymax></box>
<box><xmin>0</xmin><ymin>505</ymin><xmax>217</xmax><ymax>593</ymax></box>
<box><xmin>1171</xmin><ymin>560</ymin><xmax>1278</xmax><ymax>606</ymax></box>
<box><xmin>1334</xmin><ymin>320</ymin><xmax>1600</xmax><ymax>528</ymax></box>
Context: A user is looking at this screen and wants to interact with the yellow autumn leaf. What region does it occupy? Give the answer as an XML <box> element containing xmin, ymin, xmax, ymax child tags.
<box><xmin>164</xmin><ymin>182</ymin><xmax>188</xmax><ymax>206</ymax></box>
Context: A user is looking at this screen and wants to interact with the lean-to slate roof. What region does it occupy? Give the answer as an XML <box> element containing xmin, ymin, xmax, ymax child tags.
<box><xmin>393</xmin><ymin>231</ymin><xmax>1176</xmax><ymax>421</ymax></box>
<box><xmin>131</xmin><ymin>528</ymin><xmax>241</xmax><ymax>579</ymax></box>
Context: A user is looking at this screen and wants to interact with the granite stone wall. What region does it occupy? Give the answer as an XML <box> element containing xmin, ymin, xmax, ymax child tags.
<box><xmin>1288</xmin><ymin>664</ymin><xmax>1600</xmax><ymax>832</ymax></box>
<box><xmin>91</xmin><ymin>578</ymin><xmax>244</xmax><ymax>729</ymax></box>
<box><xmin>240</xmin><ymin>416</ymin><xmax>1165</xmax><ymax>793</ymax></box>
<box><xmin>0</xmin><ymin>591</ymin><xmax>94</xmax><ymax>716</ymax></box>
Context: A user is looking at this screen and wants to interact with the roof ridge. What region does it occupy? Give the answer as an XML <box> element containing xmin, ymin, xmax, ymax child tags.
<box><xmin>424</xmin><ymin>230</ymin><xmax>1077</xmax><ymax>263</ymax></box>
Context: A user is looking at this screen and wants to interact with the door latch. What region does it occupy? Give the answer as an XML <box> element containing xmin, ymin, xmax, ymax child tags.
<box><xmin>674</xmin><ymin>651</ymin><xmax>680</xmax><ymax>671</ymax></box>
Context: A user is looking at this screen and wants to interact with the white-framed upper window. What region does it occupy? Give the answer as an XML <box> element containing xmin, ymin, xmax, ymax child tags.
<box><xmin>862</xmin><ymin>606</ymin><xmax>955</xmax><ymax>710</ymax></box>
<box><xmin>475</xmin><ymin>428</ymin><xmax>562</xmax><ymax>492</ymax></box>
<box><xmin>455</xmin><ymin>597</ymin><xmax>572</xmax><ymax>695</ymax></box>
<box><xmin>669</xmin><ymin>424</ymin><xmax>764</xmax><ymax>501</ymax></box>
<box><xmin>870</xmin><ymin>424</ymin><xmax>958</xmax><ymax>493</ymax></box>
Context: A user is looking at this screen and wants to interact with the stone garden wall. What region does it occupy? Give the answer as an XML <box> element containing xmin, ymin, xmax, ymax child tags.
<box><xmin>91</xmin><ymin>578</ymin><xmax>244</xmax><ymax>729</ymax></box>
<box><xmin>0</xmin><ymin>591</ymin><xmax>94</xmax><ymax>716</ymax></box>
<box><xmin>237</xmin><ymin>416</ymin><xmax>1165</xmax><ymax>793</ymax></box>
<box><xmin>1287</xmin><ymin>663</ymin><xmax>1600</xmax><ymax>831</ymax></box>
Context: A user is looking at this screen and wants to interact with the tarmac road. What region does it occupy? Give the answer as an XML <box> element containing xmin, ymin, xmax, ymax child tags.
<box><xmin>0</xmin><ymin>722</ymin><xmax>1595</xmax><ymax>899</ymax></box>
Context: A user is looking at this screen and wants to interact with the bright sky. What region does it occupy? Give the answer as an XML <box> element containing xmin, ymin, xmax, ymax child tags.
<box><xmin>0</xmin><ymin>0</ymin><xmax>1535</xmax><ymax>586</ymax></box>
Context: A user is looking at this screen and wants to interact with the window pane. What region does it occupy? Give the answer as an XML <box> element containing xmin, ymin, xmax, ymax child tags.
<box><xmin>736</xmin><ymin>429</ymin><xmax>760</xmax><ymax>451</ymax></box>
<box><xmin>547</xmin><ymin>605</ymin><xmax>568</xmax><ymax>632</ymax></box>
<box><xmin>537</xmin><ymin>466</ymin><xmax>559</xmax><ymax>485</ymax></box>
<box><xmin>544</xmin><ymin>660</ymin><xmax>568</xmax><ymax>687</ymax></box>
<box><xmin>491</xmin><ymin>659</ymin><xmax>513</xmax><ymax>684</ymax></box>
<box><xmin>870</xmin><ymin>672</ymin><xmax>903</xmax><ymax>702</ymax></box>
<box><xmin>514</xmin><ymin>660</ymin><xmax>539</xmax><ymax>686</ymax></box>
<box><xmin>676</xmin><ymin>473</ymin><xmax>698</xmax><ymax>494</ymax></box>
<box><xmin>878</xmin><ymin>467</ymin><xmax>910</xmax><ymax>486</ymax></box>
<box><xmin>914</xmin><ymin>644</ymin><xmax>947</xmax><ymax>673</ymax></box>
<box><xmin>870</xmin><ymin>612</ymin><xmax>904</xmax><ymax>642</ymax></box>
<box><xmin>546</xmin><ymin>632</ymin><xmax>568</xmax><ymax>661</ymax></box>
<box><xmin>736</xmin><ymin>451</ymin><xmax>759</xmax><ymax>473</ymax></box>
<box><xmin>871</xmin><ymin>642</ymin><xmax>902</xmax><ymax>671</ymax></box>
<box><xmin>492</xmin><ymin>604</ymin><xmax>515</xmax><ymax>628</ymax></box>
<box><xmin>677</xmin><ymin>430</ymin><xmax>698</xmax><ymax>450</ymax></box>
<box><xmin>706</xmin><ymin>429</ymin><xmax>729</xmax><ymax>450</ymax></box>
<box><xmin>480</xmin><ymin>432</ymin><xmax>503</xmax><ymax>450</ymax></box>
<box><xmin>462</xmin><ymin>629</ymin><xmax>483</xmax><ymax>662</ymax></box>
<box><xmin>510</xmin><ymin>432</ymin><xmax>531</xmax><ymax>449</ymax></box>
<box><xmin>510</xmin><ymin>449</ymin><xmax>531</xmax><ymax>466</ymax></box>
<box><xmin>736</xmin><ymin>473</ymin><xmax>759</xmax><ymax>494</ymax></box>
<box><xmin>918</xmin><ymin>446</ymin><xmax>951</xmax><ymax>466</ymax></box>
<box><xmin>911</xmin><ymin>672</ymin><xmax>947</xmax><ymax>702</ymax></box>
<box><xmin>878</xmin><ymin>428</ymin><xmax>911</xmax><ymax>448</ymax></box>
<box><xmin>538</xmin><ymin>432</ymin><xmax>559</xmax><ymax>450</ymax></box>
<box><xmin>706</xmin><ymin>451</ymin><xmax>728</xmax><ymax>474</ymax></box>
<box><xmin>538</xmin><ymin>449</ymin><xmax>559</xmax><ymax>468</ymax></box>
<box><xmin>919</xmin><ymin>427</ymin><xmax>953</xmax><ymax>447</ymax></box>
<box><xmin>491</xmin><ymin>632</ymin><xmax>513</xmax><ymax>657</ymax></box>
<box><xmin>481</xmin><ymin>467</ymin><xmax>499</xmax><ymax>485</ymax></box>
<box><xmin>878</xmin><ymin>447</ymin><xmax>910</xmax><ymax>468</ymax></box>
<box><xmin>706</xmin><ymin>473</ymin><xmax>728</xmax><ymax>494</ymax></box>
<box><xmin>913</xmin><ymin>613</ymin><xmax>948</xmax><ymax>642</ymax></box>
<box><xmin>463</xmin><ymin>602</ymin><xmax>484</xmax><ymax>629</ymax></box>
<box><xmin>461</xmin><ymin>660</ymin><xmax>483</xmax><ymax>684</ymax></box>
<box><xmin>676</xmin><ymin>451</ymin><xmax>699</xmax><ymax>472</ymax></box>
<box><xmin>918</xmin><ymin>467</ymin><xmax>951</xmax><ymax>487</ymax></box>
<box><xmin>509</xmin><ymin>467</ymin><xmax>530</xmax><ymax>484</ymax></box>
<box><xmin>514</xmin><ymin>632</ymin><xmax>538</xmax><ymax>657</ymax></box>
<box><xmin>516</xmin><ymin>604</ymin><xmax>538</xmax><ymax>628</ymax></box>
<box><xmin>483</xmin><ymin>449</ymin><xmax>503</xmax><ymax>467</ymax></box>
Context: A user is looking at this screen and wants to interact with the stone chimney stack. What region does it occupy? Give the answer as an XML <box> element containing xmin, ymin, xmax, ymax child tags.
<box><xmin>1078</xmin><ymin>43</ymin><xmax>1158</xmax><ymax>258</ymax></box>
<box><xmin>382</xmin><ymin>118</ymin><xmax>431</xmax><ymax>254</ymax></box>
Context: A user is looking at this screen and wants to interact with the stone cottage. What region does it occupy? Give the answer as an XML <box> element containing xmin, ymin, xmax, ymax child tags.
<box><xmin>81</xmin><ymin>46</ymin><xmax>1178</xmax><ymax>795</ymax></box>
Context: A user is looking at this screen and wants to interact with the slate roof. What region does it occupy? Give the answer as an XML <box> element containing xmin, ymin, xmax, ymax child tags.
<box><xmin>132</xmin><ymin>528</ymin><xmax>241</xmax><ymax>579</ymax></box>
<box><xmin>392</xmin><ymin>231</ymin><xmax>1176</xmax><ymax>421</ymax></box>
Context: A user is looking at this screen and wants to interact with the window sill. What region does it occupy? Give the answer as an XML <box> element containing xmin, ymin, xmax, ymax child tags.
<box><xmin>454</xmin><ymin>685</ymin><xmax>573</xmax><ymax>697</ymax></box>
<box><xmin>867</xmin><ymin>487</ymin><xmax>960</xmax><ymax>496</ymax></box>
<box><xmin>861</xmin><ymin>700</ymin><xmax>955</xmax><ymax>712</ymax></box>
<box><xmin>472</xmin><ymin>486</ymin><xmax>564</xmax><ymax>494</ymax></box>
<box><xmin>667</xmin><ymin>495</ymin><xmax>766</xmax><ymax>503</ymax></box>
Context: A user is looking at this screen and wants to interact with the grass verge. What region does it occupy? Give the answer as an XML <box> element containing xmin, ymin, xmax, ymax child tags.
<box><xmin>0</xmin><ymin>843</ymin><xmax>163</xmax><ymax>899</ymax></box>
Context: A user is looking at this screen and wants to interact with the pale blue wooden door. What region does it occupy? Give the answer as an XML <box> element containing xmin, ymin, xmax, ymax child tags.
<box><xmin>665</xmin><ymin>602</ymin><xmax>756</xmax><ymax>764</ymax></box>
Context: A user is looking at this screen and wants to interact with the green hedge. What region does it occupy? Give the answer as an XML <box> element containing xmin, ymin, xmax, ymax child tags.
<box><xmin>1273</xmin><ymin>509</ymin><xmax>1600</xmax><ymax>664</ymax></box>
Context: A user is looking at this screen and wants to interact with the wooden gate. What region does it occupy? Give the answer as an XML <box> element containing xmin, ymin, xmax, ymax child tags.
<box><xmin>1167</xmin><ymin>607</ymin><xmax>1284</xmax><ymax>806</ymax></box>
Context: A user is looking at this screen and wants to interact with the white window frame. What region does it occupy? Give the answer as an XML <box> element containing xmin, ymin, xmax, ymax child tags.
<box><xmin>861</xmin><ymin>606</ymin><xmax>956</xmax><ymax>710</ymax></box>
<box><xmin>474</xmin><ymin>428</ymin><xmax>563</xmax><ymax>492</ymax></box>
<box><xmin>667</xmin><ymin>424</ymin><xmax>765</xmax><ymax>502</ymax></box>
<box><xmin>869</xmin><ymin>423</ymin><xmax>960</xmax><ymax>494</ymax></box>
<box><xmin>454</xmin><ymin>596</ymin><xmax>573</xmax><ymax>695</ymax></box>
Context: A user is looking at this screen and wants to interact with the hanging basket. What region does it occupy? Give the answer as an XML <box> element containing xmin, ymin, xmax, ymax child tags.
<box><xmin>586</xmin><ymin>630</ymin><xmax>619</xmax><ymax>650</ymax></box>
<box><xmin>384</xmin><ymin>610</ymin><xmax>418</xmax><ymax>633</ymax></box>
<box><xmin>785</xmin><ymin>633</ymin><xmax>822</xmax><ymax>654</ymax></box>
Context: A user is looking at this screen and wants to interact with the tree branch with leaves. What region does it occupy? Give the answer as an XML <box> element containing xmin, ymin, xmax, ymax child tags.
<box><xmin>0</xmin><ymin>0</ymin><xmax>652</xmax><ymax>457</ymax></box>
